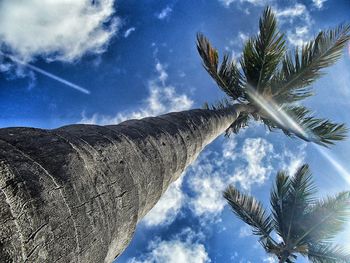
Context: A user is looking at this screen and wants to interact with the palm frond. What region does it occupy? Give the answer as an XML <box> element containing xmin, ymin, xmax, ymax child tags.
<box><xmin>307</xmin><ymin>243</ymin><xmax>350</xmax><ymax>263</ymax></box>
<box><xmin>271</xmin><ymin>24</ymin><xmax>350</xmax><ymax>104</ymax></box>
<box><xmin>203</xmin><ymin>97</ymin><xmax>232</xmax><ymax>110</ymax></box>
<box><xmin>283</xmin><ymin>105</ymin><xmax>347</xmax><ymax>146</ymax></box>
<box><xmin>241</xmin><ymin>6</ymin><xmax>285</xmax><ymax>95</ymax></box>
<box><xmin>225</xmin><ymin>113</ymin><xmax>251</xmax><ymax>136</ymax></box>
<box><xmin>261</xmin><ymin>105</ymin><xmax>348</xmax><ymax>146</ymax></box>
<box><xmin>223</xmin><ymin>185</ymin><xmax>273</xmax><ymax>240</ymax></box>
<box><xmin>281</xmin><ymin>165</ymin><xmax>317</xmax><ymax>245</ymax></box>
<box><xmin>299</xmin><ymin>191</ymin><xmax>350</xmax><ymax>244</ymax></box>
<box><xmin>270</xmin><ymin>170</ymin><xmax>291</xmax><ymax>241</ymax></box>
<box><xmin>197</xmin><ymin>33</ymin><xmax>245</xmax><ymax>100</ymax></box>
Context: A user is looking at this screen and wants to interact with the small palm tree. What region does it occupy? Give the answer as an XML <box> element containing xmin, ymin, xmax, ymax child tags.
<box><xmin>224</xmin><ymin>164</ymin><xmax>350</xmax><ymax>263</ymax></box>
<box><xmin>197</xmin><ymin>7</ymin><xmax>349</xmax><ymax>146</ymax></box>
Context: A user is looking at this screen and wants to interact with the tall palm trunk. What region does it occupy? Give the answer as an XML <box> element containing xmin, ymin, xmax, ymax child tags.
<box><xmin>0</xmin><ymin>105</ymin><xmax>249</xmax><ymax>263</ymax></box>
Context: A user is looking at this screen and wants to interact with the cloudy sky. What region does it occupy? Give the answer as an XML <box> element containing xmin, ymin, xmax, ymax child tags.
<box><xmin>1</xmin><ymin>0</ymin><xmax>350</xmax><ymax>262</ymax></box>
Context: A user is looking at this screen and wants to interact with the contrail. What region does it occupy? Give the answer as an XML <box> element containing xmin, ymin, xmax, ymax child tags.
<box><xmin>246</xmin><ymin>85</ymin><xmax>350</xmax><ymax>185</ymax></box>
<box><xmin>0</xmin><ymin>51</ymin><xmax>90</xmax><ymax>95</ymax></box>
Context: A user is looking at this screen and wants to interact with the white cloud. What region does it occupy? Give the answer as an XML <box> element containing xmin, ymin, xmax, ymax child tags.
<box><xmin>186</xmin><ymin>149</ymin><xmax>228</xmax><ymax>218</ymax></box>
<box><xmin>218</xmin><ymin>0</ymin><xmax>267</xmax><ymax>7</ymax></box>
<box><xmin>280</xmin><ymin>146</ymin><xmax>306</xmax><ymax>176</ymax></box>
<box><xmin>187</xmin><ymin>137</ymin><xmax>274</xmax><ymax>219</ymax></box>
<box><xmin>230</xmin><ymin>138</ymin><xmax>274</xmax><ymax>190</ymax></box>
<box><xmin>0</xmin><ymin>0</ymin><xmax>119</xmax><ymax>62</ymax></box>
<box><xmin>275</xmin><ymin>4</ymin><xmax>307</xmax><ymax>18</ymax></box>
<box><xmin>287</xmin><ymin>26</ymin><xmax>310</xmax><ymax>47</ymax></box>
<box><xmin>80</xmin><ymin>61</ymin><xmax>193</xmax><ymax>125</ymax></box>
<box><xmin>274</xmin><ymin>4</ymin><xmax>313</xmax><ymax>46</ymax></box>
<box><xmin>128</xmin><ymin>228</ymin><xmax>210</xmax><ymax>263</ymax></box>
<box><xmin>263</xmin><ymin>256</ymin><xmax>277</xmax><ymax>263</ymax></box>
<box><xmin>239</xmin><ymin>226</ymin><xmax>252</xmax><ymax>238</ymax></box>
<box><xmin>124</xmin><ymin>27</ymin><xmax>136</xmax><ymax>38</ymax></box>
<box><xmin>155</xmin><ymin>62</ymin><xmax>168</xmax><ymax>84</ymax></box>
<box><xmin>189</xmin><ymin>173</ymin><xmax>226</xmax><ymax>217</ymax></box>
<box><xmin>238</xmin><ymin>32</ymin><xmax>249</xmax><ymax>43</ymax></box>
<box><xmin>312</xmin><ymin>0</ymin><xmax>327</xmax><ymax>9</ymax></box>
<box><xmin>157</xmin><ymin>6</ymin><xmax>172</xmax><ymax>20</ymax></box>
<box><xmin>222</xmin><ymin>138</ymin><xmax>237</xmax><ymax>161</ymax></box>
<box><xmin>143</xmin><ymin>176</ymin><xmax>184</xmax><ymax>227</ymax></box>
<box><xmin>224</xmin><ymin>31</ymin><xmax>249</xmax><ymax>67</ymax></box>
<box><xmin>219</xmin><ymin>0</ymin><xmax>236</xmax><ymax>7</ymax></box>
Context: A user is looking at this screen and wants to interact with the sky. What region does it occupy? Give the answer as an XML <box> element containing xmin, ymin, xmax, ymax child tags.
<box><xmin>0</xmin><ymin>0</ymin><xmax>350</xmax><ymax>262</ymax></box>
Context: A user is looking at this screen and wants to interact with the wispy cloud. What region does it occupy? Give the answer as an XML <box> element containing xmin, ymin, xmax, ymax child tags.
<box><xmin>127</xmin><ymin>228</ymin><xmax>210</xmax><ymax>263</ymax></box>
<box><xmin>275</xmin><ymin>4</ymin><xmax>313</xmax><ymax>46</ymax></box>
<box><xmin>312</xmin><ymin>0</ymin><xmax>327</xmax><ymax>9</ymax></box>
<box><xmin>230</xmin><ymin>138</ymin><xmax>274</xmax><ymax>190</ymax></box>
<box><xmin>218</xmin><ymin>0</ymin><xmax>236</xmax><ymax>7</ymax></box>
<box><xmin>187</xmin><ymin>137</ymin><xmax>275</xmax><ymax>220</ymax></box>
<box><xmin>287</xmin><ymin>26</ymin><xmax>310</xmax><ymax>47</ymax></box>
<box><xmin>80</xmin><ymin>60</ymin><xmax>193</xmax><ymax>125</ymax></box>
<box><xmin>280</xmin><ymin>145</ymin><xmax>306</xmax><ymax>176</ymax></box>
<box><xmin>124</xmin><ymin>27</ymin><xmax>136</xmax><ymax>38</ymax></box>
<box><xmin>189</xmin><ymin>169</ymin><xmax>226</xmax><ymax>218</ymax></box>
<box><xmin>142</xmin><ymin>176</ymin><xmax>185</xmax><ymax>227</ymax></box>
<box><xmin>239</xmin><ymin>225</ymin><xmax>252</xmax><ymax>238</ymax></box>
<box><xmin>157</xmin><ymin>6</ymin><xmax>173</xmax><ymax>20</ymax></box>
<box><xmin>275</xmin><ymin>4</ymin><xmax>307</xmax><ymax>18</ymax></box>
<box><xmin>186</xmin><ymin>136</ymin><xmax>307</xmax><ymax>221</ymax></box>
<box><xmin>219</xmin><ymin>0</ymin><xmax>269</xmax><ymax>8</ymax></box>
<box><xmin>263</xmin><ymin>256</ymin><xmax>277</xmax><ymax>263</ymax></box>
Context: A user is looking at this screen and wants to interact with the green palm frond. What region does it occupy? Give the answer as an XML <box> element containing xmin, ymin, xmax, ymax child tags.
<box><xmin>241</xmin><ymin>6</ymin><xmax>285</xmax><ymax>95</ymax></box>
<box><xmin>202</xmin><ymin>98</ymin><xmax>232</xmax><ymax>110</ymax></box>
<box><xmin>225</xmin><ymin>164</ymin><xmax>350</xmax><ymax>262</ymax></box>
<box><xmin>197</xmin><ymin>33</ymin><xmax>245</xmax><ymax>100</ymax></box>
<box><xmin>223</xmin><ymin>185</ymin><xmax>273</xmax><ymax>240</ymax></box>
<box><xmin>300</xmin><ymin>191</ymin><xmax>350</xmax><ymax>244</ymax></box>
<box><xmin>197</xmin><ymin>7</ymin><xmax>349</xmax><ymax>147</ymax></box>
<box><xmin>281</xmin><ymin>165</ymin><xmax>317</xmax><ymax>245</ymax></box>
<box><xmin>307</xmin><ymin>243</ymin><xmax>350</xmax><ymax>263</ymax></box>
<box><xmin>271</xmin><ymin>24</ymin><xmax>350</xmax><ymax>104</ymax></box>
<box><xmin>270</xmin><ymin>170</ymin><xmax>291</xmax><ymax>241</ymax></box>
<box><xmin>225</xmin><ymin>113</ymin><xmax>251</xmax><ymax>135</ymax></box>
<box><xmin>282</xmin><ymin>105</ymin><xmax>348</xmax><ymax>146</ymax></box>
<box><xmin>260</xmin><ymin>105</ymin><xmax>348</xmax><ymax>146</ymax></box>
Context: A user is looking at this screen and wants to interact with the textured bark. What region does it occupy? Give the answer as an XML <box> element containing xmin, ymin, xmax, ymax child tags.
<box><xmin>0</xmin><ymin>106</ymin><xmax>244</xmax><ymax>262</ymax></box>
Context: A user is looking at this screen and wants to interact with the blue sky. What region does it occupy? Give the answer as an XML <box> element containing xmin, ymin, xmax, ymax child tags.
<box><xmin>1</xmin><ymin>0</ymin><xmax>350</xmax><ymax>262</ymax></box>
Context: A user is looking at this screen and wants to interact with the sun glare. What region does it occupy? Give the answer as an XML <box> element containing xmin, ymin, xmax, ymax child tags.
<box><xmin>315</xmin><ymin>147</ymin><xmax>350</xmax><ymax>185</ymax></box>
<box><xmin>246</xmin><ymin>86</ymin><xmax>350</xmax><ymax>186</ymax></box>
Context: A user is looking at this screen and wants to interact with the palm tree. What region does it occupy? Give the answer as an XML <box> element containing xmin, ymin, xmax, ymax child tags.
<box><xmin>0</xmin><ymin>6</ymin><xmax>349</xmax><ymax>263</ymax></box>
<box><xmin>197</xmin><ymin>7</ymin><xmax>349</xmax><ymax>145</ymax></box>
<box><xmin>224</xmin><ymin>164</ymin><xmax>350</xmax><ymax>263</ymax></box>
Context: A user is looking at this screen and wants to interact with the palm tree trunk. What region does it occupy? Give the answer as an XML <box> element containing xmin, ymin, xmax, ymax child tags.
<box><xmin>0</xmin><ymin>105</ymin><xmax>250</xmax><ymax>262</ymax></box>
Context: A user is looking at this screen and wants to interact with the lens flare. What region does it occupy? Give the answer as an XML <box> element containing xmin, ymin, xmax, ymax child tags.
<box><xmin>315</xmin><ymin>147</ymin><xmax>350</xmax><ymax>185</ymax></box>
<box><xmin>246</xmin><ymin>87</ymin><xmax>308</xmax><ymax>139</ymax></box>
<box><xmin>0</xmin><ymin>51</ymin><xmax>90</xmax><ymax>95</ymax></box>
<box><xmin>246</xmin><ymin>85</ymin><xmax>350</xmax><ymax>185</ymax></box>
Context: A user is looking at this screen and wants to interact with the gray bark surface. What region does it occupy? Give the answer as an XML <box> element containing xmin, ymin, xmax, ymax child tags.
<box><xmin>0</xmin><ymin>106</ymin><xmax>241</xmax><ymax>263</ymax></box>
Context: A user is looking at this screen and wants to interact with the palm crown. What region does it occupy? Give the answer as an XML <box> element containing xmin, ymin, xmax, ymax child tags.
<box><xmin>223</xmin><ymin>164</ymin><xmax>350</xmax><ymax>263</ymax></box>
<box><xmin>197</xmin><ymin>6</ymin><xmax>350</xmax><ymax>146</ymax></box>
